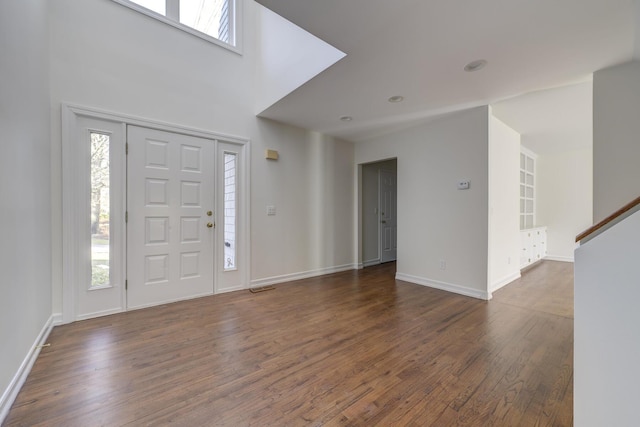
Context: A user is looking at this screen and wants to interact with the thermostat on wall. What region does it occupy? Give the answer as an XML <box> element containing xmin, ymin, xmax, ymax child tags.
<box><xmin>457</xmin><ymin>180</ymin><xmax>470</xmax><ymax>190</ymax></box>
<box><xmin>265</xmin><ymin>149</ymin><xmax>279</xmax><ymax>160</ymax></box>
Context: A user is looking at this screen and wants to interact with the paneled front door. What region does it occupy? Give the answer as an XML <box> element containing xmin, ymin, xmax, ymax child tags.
<box><xmin>127</xmin><ymin>126</ymin><xmax>215</xmax><ymax>309</ymax></box>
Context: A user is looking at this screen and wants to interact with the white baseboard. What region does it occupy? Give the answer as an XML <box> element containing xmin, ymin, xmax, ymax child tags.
<box><xmin>395</xmin><ymin>273</ymin><xmax>491</xmax><ymax>300</ymax></box>
<box><xmin>544</xmin><ymin>255</ymin><xmax>574</xmax><ymax>263</ymax></box>
<box><xmin>127</xmin><ymin>291</ymin><xmax>214</xmax><ymax>312</ymax></box>
<box><xmin>215</xmin><ymin>285</ymin><xmax>246</xmax><ymax>294</ymax></box>
<box><xmin>489</xmin><ymin>271</ymin><xmax>521</xmax><ymax>293</ymax></box>
<box><xmin>76</xmin><ymin>307</ymin><xmax>124</xmax><ymax>322</ymax></box>
<box><xmin>363</xmin><ymin>259</ymin><xmax>381</xmax><ymax>268</ymax></box>
<box><xmin>0</xmin><ymin>315</ymin><xmax>55</xmax><ymax>424</ymax></box>
<box><xmin>250</xmin><ymin>263</ymin><xmax>358</xmax><ymax>288</ymax></box>
<box><xmin>52</xmin><ymin>313</ymin><xmax>63</xmax><ymax>326</ymax></box>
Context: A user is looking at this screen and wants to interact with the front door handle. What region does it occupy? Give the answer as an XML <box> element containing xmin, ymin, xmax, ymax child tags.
<box><xmin>207</xmin><ymin>222</ymin><xmax>214</xmax><ymax>228</ymax></box>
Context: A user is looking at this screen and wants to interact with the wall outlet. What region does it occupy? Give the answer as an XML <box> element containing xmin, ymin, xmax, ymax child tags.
<box><xmin>439</xmin><ymin>259</ymin><xmax>446</xmax><ymax>270</ymax></box>
<box><xmin>457</xmin><ymin>180</ymin><xmax>470</xmax><ymax>190</ymax></box>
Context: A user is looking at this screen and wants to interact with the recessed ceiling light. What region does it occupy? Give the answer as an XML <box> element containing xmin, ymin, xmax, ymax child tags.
<box><xmin>464</xmin><ymin>59</ymin><xmax>487</xmax><ymax>72</ymax></box>
<box><xmin>340</xmin><ymin>116</ymin><xmax>353</xmax><ymax>122</ymax></box>
<box><xmin>388</xmin><ymin>95</ymin><xmax>404</xmax><ymax>103</ymax></box>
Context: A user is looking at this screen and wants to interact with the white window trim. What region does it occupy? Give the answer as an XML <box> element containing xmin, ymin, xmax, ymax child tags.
<box><xmin>110</xmin><ymin>0</ymin><xmax>243</xmax><ymax>55</ymax></box>
<box><xmin>62</xmin><ymin>115</ymin><xmax>127</xmax><ymax>322</ymax></box>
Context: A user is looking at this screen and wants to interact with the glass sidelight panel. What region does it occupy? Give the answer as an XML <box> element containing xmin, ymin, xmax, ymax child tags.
<box><xmin>223</xmin><ymin>152</ymin><xmax>237</xmax><ymax>270</ymax></box>
<box><xmin>90</xmin><ymin>132</ymin><xmax>111</xmax><ymax>288</ymax></box>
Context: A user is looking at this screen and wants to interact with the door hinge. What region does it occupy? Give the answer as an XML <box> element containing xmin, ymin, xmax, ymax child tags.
<box><xmin>125</xmin><ymin>280</ymin><xmax>128</xmax><ymax>290</ymax></box>
<box><xmin>126</xmin><ymin>142</ymin><xmax>129</xmax><ymax>155</ymax></box>
<box><xmin>125</xmin><ymin>211</ymin><xmax>128</xmax><ymax>223</ymax></box>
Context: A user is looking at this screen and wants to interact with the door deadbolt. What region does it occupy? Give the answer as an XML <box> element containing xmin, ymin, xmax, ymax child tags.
<box><xmin>206</xmin><ymin>211</ymin><xmax>213</xmax><ymax>216</ymax></box>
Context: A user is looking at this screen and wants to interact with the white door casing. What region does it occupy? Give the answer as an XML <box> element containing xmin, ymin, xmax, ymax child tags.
<box><xmin>380</xmin><ymin>169</ymin><xmax>397</xmax><ymax>263</ymax></box>
<box><xmin>62</xmin><ymin>105</ymin><xmax>250</xmax><ymax>322</ymax></box>
<box><xmin>126</xmin><ymin>126</ymin><xmax>215</xmax><ymax>309</ymax></box>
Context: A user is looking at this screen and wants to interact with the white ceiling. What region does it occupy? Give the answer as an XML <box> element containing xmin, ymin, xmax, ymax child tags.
<box><xmin>492</xmin><ymin>80</ymin><xmax>593</xmax><ymax>155</ymax></box>
<box><xmin>255</xmin><ymin>0</ymin><xmax>636</xmax><ymax>142</ymax></box>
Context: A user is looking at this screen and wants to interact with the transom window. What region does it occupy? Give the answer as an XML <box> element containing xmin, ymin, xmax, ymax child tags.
<box><xmin>112</xmin><ymin>0</ymin><xmax>238</xmax><ymax>50</ymax></box>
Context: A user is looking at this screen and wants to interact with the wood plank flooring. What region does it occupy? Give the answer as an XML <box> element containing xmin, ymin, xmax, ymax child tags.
<box><xmin>4</xmin><ymin>261</ymin><xmax>573</xmax><ymax>426</ymax></box>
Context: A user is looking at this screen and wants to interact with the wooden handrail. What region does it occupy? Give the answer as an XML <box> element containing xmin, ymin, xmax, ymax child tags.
<box><xmin>576</xmin><ymin>196</ymin><xmax>640</xmax><ymax>242</ymax></box>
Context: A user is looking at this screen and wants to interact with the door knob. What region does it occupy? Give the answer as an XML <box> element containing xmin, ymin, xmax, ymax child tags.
<box><xmin>207</xmin><ymin>222</ymin><xmax>214</xmax><ymax>228</ymax></box>
<box><xmin>381</xmin><ymin>220</ymin><xmax>387</xmax><ymax>224</ymax></box>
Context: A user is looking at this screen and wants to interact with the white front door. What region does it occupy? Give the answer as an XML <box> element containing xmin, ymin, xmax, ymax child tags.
<box><xmin>127</xmin><ymin>126</ymin><xmax>215</xmax><ymax>309</ymax></box>
<box><xmin>380</xmin><ymin>169</ymin><xmax>397</xmax><ymax>263</ymax></box>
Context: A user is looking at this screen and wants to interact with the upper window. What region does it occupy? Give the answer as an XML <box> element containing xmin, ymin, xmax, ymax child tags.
<box><xmin>112</xmin><ymin>0</ymin><xmax>238</xmax><ymax>51</ymax></box>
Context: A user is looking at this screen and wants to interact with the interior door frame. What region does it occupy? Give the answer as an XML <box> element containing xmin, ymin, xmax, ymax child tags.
<box><xmin>62</xmin><ymin>104</ymin><xmax>251</xmax><ymax>323</ymax></box>
<box><xmin>358</xmin><ymin>159</ymin><xmax>398</xmax><ymax>268</ymax></box>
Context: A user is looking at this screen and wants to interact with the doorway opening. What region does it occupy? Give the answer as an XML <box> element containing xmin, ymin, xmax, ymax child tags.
<box><xmin>361</xmin><ymin>159</ymin><xmax>397</xmax><ymax>267</ymax></box>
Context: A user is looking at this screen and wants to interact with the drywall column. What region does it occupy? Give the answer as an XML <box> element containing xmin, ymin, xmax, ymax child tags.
<box><xmin>488</xmin><ymin>113</ymin><xmax>521</xmax><ymax>292</ymax></box>
<box><xmin>593</xmin><ymin>60</ymin><xmax>640</xmax><ymax>222</ymax></box>
<box><xmin>575</xmin><ymin>211</ymin><xmax>640</xmax><ymax>426</ymax></box>
<box><xmin>0</xmin><ymin>0</ymin><xmax>53</xmax><ymax>420</ymax></box>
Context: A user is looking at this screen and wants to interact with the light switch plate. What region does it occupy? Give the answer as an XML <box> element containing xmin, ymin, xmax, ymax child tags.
<box><xmin>267</xmin><ymin>205</ymin><xmax>276</xmax><ymax>216</ymax></box>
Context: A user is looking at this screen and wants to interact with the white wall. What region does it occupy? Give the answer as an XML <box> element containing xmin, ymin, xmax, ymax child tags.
<box><xmin>593</xmin><ymin>60</ymin><xmax>640</xmax><ymax>222</ymax></box>
<box><xmin>574</xmin><ymin>210</ymin><xmax>640</xmax><ymax>427</ymax></box>
<box><xmin>48</xmin><ymin>0</ymin><xmax>355</xmax><ymax>310</ymax></box>
<box><xmin>537</xmin><ymin>148</ymin><xmax>593</xmax><ymax>261</ymax></box>
<box><xmin>361</xmin><ymin>159</ymin><xmax>396</xmax><ymax>266</ymax></box>
<box><xmin>635</xmin><ymin>0</ymin><xmax>640</xmax><ymax>60</ymax></box>
<box><xmin>0</xmin><ymin>0</ymin><xmax>53</xmax><ymax>418</ymax></box>
<box><xmin>488</xmin><ymin>114</ymin><xmax>521</xmax><ymax>291</ymax></box>
<box><xmin>355</xmin><ymin>107</ymin><xmax>490</xmax><ymax>299</ymax></box>
<box><xmin>254</xmin><ymin>5</ymin><xmax>345</xmax><ymax>113</ymax></box>
<box><xmin>575</xmin><ymin>58</ymin><xmax>640</xmax><ymax>425</ymax></box>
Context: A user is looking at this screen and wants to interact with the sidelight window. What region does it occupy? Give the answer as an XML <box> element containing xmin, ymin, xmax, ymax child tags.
<box><xmin>223</xmin><ymin>152</ymin><xmax>237</xmax><ymax>270</ymax></box>
<box><xmin>90</xmin><ymin>132</ymin><xmax>111</xmax><ymax>288</ymax></box>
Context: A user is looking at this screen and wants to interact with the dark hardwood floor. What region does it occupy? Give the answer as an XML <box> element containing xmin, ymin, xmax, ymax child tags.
<box><xmin>4</xmin><ymin>261</ymin><xmax>573</xmax><ymax>426</ymax></box>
